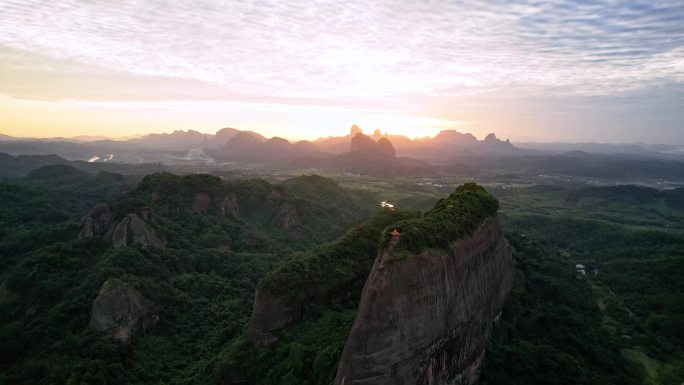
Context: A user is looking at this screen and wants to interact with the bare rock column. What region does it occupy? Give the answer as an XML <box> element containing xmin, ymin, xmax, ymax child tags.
<box><xmin>89</xmin><ymin>278</ymin><xmax>159</xmax><ymax>342</ymax></box>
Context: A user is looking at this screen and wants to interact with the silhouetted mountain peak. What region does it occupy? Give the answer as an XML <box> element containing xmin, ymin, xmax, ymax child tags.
<box><xmin>349</xmin><ymin>125</ymin><xmax>363</xmax><ymax>136</ymax></box>
<box><xmin>213</xmin><ymin>127</ymin><xmax>240</xmax><ymax>140</ymax></box>
<box><xmin>209</xmin><ymin>133</ymin><xmax>318</xmax><ymax>162</ymax></box>
<box><xmin>377</xmin><ymin>137</ymin><xmax>396</xmax><ymax>157</ymax></box>
<box><xmin>264</xmin><ymin>137</ymin><xmax>292</xmax><ymax>155</ymax></box>
<box><xmin>433</xmin><ymin>130</ymin><xmax>478</xmax><ymax>144</ymax></box>
<box><xmin>482</xmin><ymin>133</ymin><xmax>513</xmax><ymax>149</ymax></box>
<box><xmin>350</xmin><ymin>133</ymin><xmax>377</xmax><ymax>153</ymax></box>
<box><xmin>132</xmin><ymin>129</ymin><xmax>209</xmax><ymax>150</ymax></box>
<box><xmin>266</xmin><ymin>137</ymin><xmax>291</xmax><ymax>146</ymax></box>
<box><xmin>349</xmin><ymin>133</ymin><xmax>396</xmax><ymax>158</ymax></box>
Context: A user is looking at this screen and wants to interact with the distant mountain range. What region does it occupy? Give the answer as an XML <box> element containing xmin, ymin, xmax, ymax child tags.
<box><xmin>1</xmin><ymin>126</ymin><xmax>682</xmax><ymax>169</ymax></box>
<box><xmin>289</xmin><ymin>131</ymin><xmax>435</xmax><ymax>177</ymax></box>
<box><xmin>205</xmin><ymin>132</ymin><xmax>319</xmax><ymax>162</ymax></box>
<box><xmin>312</xmin><ymin>125</ymin><xmax>528</xmax><ymax>160</ymax></box>
<box><xmin>516</xmin><ymin>141</ymin><xmax>684</xmax><ymax>159</ymax></box>
<box><xmin>129</xmin><ymin>128</ymin><xmax>267</xmax><ymax>150</ymax></box>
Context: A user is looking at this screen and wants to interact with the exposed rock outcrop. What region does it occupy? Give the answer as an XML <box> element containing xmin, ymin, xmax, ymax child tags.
<box><xmin>334</xmin><ymin>217</ymin><xmax>514</xmax><ymax>385</ymax></box>
<box><xmin>79</xmin><ymin>202</ymin><xmax>113</xmax><ymax>239</ymax></box>
<box><xmin>247</xmin><ymin>289</ymin><xmax>303</xmax><ymax>347</ymax></box>
<box><xmin>106</xmin><ymin>213</ymin><xmax>164</xmax><ymax>249</ymax></box>
<box><xmin>192</xmin><ymin>192</ymin><xmax>212</xmax><ymax>213</ymax></box>
<box><xmin>89</xmin><ymin>278</ymin><xmax>159</xmax><ymax>342</ymax></box>
<box><xmin>219</xmin><ymin>194</ymin><xmax>239</xmax><ymax>217</ymax></box>
<box><xmin>274</xmin><ymin>204</ymin><xmax>299</xmax><ymax>229</ymax></box>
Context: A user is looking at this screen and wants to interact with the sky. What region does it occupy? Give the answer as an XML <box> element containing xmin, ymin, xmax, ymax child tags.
<box><xmin>1</xmin><ymin>0</ymin><xmax>683</xmax><ymax>143</ymax></box>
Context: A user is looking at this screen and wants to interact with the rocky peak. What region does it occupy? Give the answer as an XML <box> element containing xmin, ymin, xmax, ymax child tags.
<box><xmin>208</xmin><ymin>127</ymin><xmax>241</xmax><ymax>148</ymax></box>
<box><xmin>377</xmin><ymin>137</ymin><xmax>396</xmax><ymax>157</ymax></box>
<box><xmin>334</xmin><ymin>218</ymin><xmax>514</xmax><ymax>385</ymax></box>
<box><xmin>79</xmin><ymin>202</ymin><xmax>113</xmax><ymax>239</ymax></box>
<box><xmin>226</xmin><ymin>132</ymin><xmax>263</xmax><ymax>148</ymax></box>
<box><xmin>132</xmin><ymin>129</ymin><xmax>209</xmax><ymax>150</ymax></box>
<box><xmin>350</xmin><ymin>133</ymin><xmax>396</xmax><ymax>158</ymax></box>
<box><xmin>266</xmin><ymin>137</ymin><xmax>290</xmax><ymax>146</ymax></box>
<box><xmin>350</xmin><ymin>133</ymin><xmax>377</xmax><ymax>153</ymax></box>
<box><xmin>433</xmin><ymin>130</ymin><xmax>479</xmax><ymax>146</ymax></box>
<box><xmin>481</xmin><ymin>133</ymin><xmax>514</xmax><ymax>152</ymax></box>
<box><xmin>90</xmin><ymin>278</ymin><xmax>159</xmax><ymax>342</ymax></box>
<box><xmin>106</xmin><ymin>213</ymin><xmax>164</xmax><ymax>249</ymax></box>
<box><xmin>219</xmin><ymin>194</ymin><xmax>239</xmax><ymax>217</ymax></box>
<box><xmin>349</xmin><ymin>124</ymin><xmax>362</xmax><ymax>136</ymax></box>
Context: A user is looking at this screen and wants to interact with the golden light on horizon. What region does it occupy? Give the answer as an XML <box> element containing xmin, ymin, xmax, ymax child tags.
<box><xmin>0</xmin><ymin>1</ymin><xmax>682</xmax><ymax>143</ymax></box>
<box><xmin>0</xmin><ymin>97</ymin><xmax>471</xmax><ymax>141</ymax></box>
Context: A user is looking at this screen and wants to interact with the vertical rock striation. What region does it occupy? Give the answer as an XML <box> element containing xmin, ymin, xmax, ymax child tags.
<box><xmin>334</xmin><ymin>217</ymin><xmax>514</xmax><ymax>385</ymax></box>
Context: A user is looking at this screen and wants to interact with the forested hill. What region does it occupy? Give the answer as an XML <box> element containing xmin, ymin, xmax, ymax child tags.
<box><xmin>1</xmin><ymin>165</ymin><xmax>682</xmax><ymax>385</ymax></box>
<box><xmin>0</xmin><ymin>168</ymin><xmax>377</xmax><ymax>384</ymax></box>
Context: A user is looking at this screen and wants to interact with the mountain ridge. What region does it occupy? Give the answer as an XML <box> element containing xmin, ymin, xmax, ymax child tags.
<box><xmin>2</xmin><ymin>125</ymin><xmax>683</xmax><ymax>168</ymax></box>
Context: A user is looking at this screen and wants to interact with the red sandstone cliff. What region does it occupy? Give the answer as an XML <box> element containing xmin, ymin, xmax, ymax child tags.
<box><xmin>334</xmin><ymin>217</ymin><xmax>514</xmax><ymax>385</ymax></box>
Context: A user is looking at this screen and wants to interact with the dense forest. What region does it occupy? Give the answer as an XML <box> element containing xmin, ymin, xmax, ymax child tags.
<box><xmin>1</xmin><ymin>166</ymin><xmax>682</xmax><ymax>384</ymax></box>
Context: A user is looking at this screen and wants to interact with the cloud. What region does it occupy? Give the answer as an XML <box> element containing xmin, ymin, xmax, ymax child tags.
<box><xmin>0</xmin><ymin>0</ymin><xmax>682</xmax><ymax>103</ymax></box>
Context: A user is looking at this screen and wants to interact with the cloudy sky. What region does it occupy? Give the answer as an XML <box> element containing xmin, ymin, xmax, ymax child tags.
<box><xmin>1</xmin><ymin>0</ymin><xmax>683</xmax><ymax>142</ymax></box>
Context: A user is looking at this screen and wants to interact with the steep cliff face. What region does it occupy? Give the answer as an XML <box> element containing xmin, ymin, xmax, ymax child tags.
<box><xmin>192</xmin><ymin>192</ymin><xmax>212</xmax><ymax>213</ymax></box>
<box><xmin>335</xmin><ymin>217</ymin><xmax>514</xmax><ymax>385</ymax></box>
<box><xmin>106</xmin><ymin>213</ymin><xmax>165</xmax><ymax>249</ymax></box>
<box><xmin>79</xmin><ymin>202</ymin><xmax>113</xmax><ymax>239</ymax></box>
<box><xmin>219</xmin><ymin>194</ymin><xmax>239</xmax><ymax>217</ymax></box>
<box><xmin>248</xmin><ymin>289</ymin><xmax>303</xmax><ymax>347</ymax></box>
<box><xmin>89</xmin><ymin>279</ymin><xmax>160</xmax><ymax>342</ymax></box>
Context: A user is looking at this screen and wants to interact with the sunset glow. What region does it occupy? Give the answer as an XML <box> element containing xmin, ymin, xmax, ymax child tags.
<box><xmin>1</xmin><ymin>0</ymin><xmax>683</xmax><ymax>142</ymax></box>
